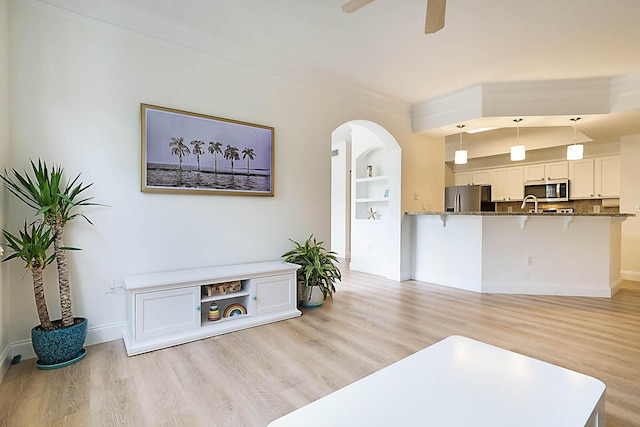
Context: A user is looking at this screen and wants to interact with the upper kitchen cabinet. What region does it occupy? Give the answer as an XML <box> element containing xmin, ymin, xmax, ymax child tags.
<box><xmin>524</xmin><ymin>164</ymin><xmax>544</xmax><ymax>182</ymax></box>
<box><xmin>489</xmin><ymin>167</ymin><xmax>523</xmax><ymax>202</ymax></box>
<box><xmin>471</xmin><ymin>170</ymin><xmax>490</xmax><ymax>185</ymax></box>
<box><xmin>569</xmin><ymin>156</ymin><xmax>620</xmax><ymax>199</ymax></box>
<box><xmin>547</xmin><ymin>161</ymin><xmax>569</xmax><ymax>180</ymax></box>
<box><xmin>595</xmin><ymin>156</ymin><xmax>620</xmax><ymax>198</ymax></box>
<box><xmin>453</xmin><ymin>172</ymin><xmax>470</xmax><ymax>186</ymax></box>
<box><xmin>569</xmin><ymin>159</ymin><xmax>594</xmax><ymax>199</ymax></box>
<box><xmin>506</xmin><ymin>167</ymin><xmax>524</xmax><ymax>201</ymax></box>
<box><xmin>453</xmin><ymin>170</ymin><xmax>490</xmax><ymax>186</ymax></box>
<box><xmin>524</xmin><ymin>161</ymin><xmax>568</xmax><ymax>182</ymax></box>
<box><xmin>489</xmin><ymin>169</ymin><xmax>505</xmax><ymax>201</ymax></box>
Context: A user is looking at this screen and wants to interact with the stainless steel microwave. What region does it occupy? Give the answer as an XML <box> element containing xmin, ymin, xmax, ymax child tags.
<box><xmin>523</xmin><ymin>179</ymin><xmax>569</xmax><ymax>202</ymax></box>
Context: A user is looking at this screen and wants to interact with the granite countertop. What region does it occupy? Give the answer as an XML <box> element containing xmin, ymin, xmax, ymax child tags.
<box><xmin>405</xmin><ymin>211</ymin><xmax>635</xmax><ymax>217</ymax></box>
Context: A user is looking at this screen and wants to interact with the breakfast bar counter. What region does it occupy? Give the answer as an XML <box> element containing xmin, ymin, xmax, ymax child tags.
<box><xmin>405</xmin><ymin>211</ymin><xmax>634</xmax><ymax>297</ymax></box>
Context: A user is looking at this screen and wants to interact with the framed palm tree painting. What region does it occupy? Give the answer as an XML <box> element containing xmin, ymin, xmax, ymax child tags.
<box><xmin>141</xmin><ymin>104</ymin><xmax>274</xmax><ymax>196</ymax></box>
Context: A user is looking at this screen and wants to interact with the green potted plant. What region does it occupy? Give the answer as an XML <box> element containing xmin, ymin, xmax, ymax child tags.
<box><xmin>2</xmin><ymin>222</ymin><xmax>56</xmax><ymax>329</ymax></box>
<box><xmin>281</xmin><ymin>234</ymin><xmax>342</xmax><ymax>308</ymax></box>
<box><xmin>1</xmin><ymin>160</ymin><xmax>97</xmax><ymax>368</ymax></box>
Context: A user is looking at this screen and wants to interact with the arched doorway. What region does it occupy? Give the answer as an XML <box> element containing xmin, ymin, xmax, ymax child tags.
<box><xmin>331</xmin><ymin>120</ymin><xmax>402</xmax><ymax>280</ymax></box>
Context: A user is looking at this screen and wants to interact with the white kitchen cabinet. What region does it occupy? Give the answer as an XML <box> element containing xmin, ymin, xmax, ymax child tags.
<box><xmin>569</xmin><ymin>159</ymin><xmax>595</xmax><ymax>198</ymax></box>
<box><xmin>595</xmin><ymin>156</ymin><xmax>620</xmax><ymax>198</ymax></box>
<box><xmin>489</xmin><ymin>168</ymin><xmax>506</xmax><ymax>201</ymax></box>
<box><xmin>123</xmin><ymin>261</ymin><xmax>301</xmax><ymax>356</ymax></box>
<box><xmin>524</xmin><ymin>164</ymin><xmax>545</xmax><ymax>182</ymax></box>
<box><xmin>546</xmin><ymin>161</ymin><xmax>569</xmax><ymax>180</ymax></box>
<box><xmin>505</xmin><ymin>167</ymin><xmax>524</xmax><ymax>201</ymax></box>
<box><xmin>569</xmin><ymin>156</ymin><xmax>620</xmax><ymax>199</ymax></box>
<box><xmin>453</xmin><ymin>171</ymin><xmax>490</xmax><ymax>186</ymax></box>
<box><xmin>524</xmin><ymin>161</ymin><xmax>568</xmax><ymax>181</ymax></box>
<box><xmin>471</xmin><ymin>170</ymin><xmax>490</xmax><ymax>185</ymax></box>
<box><xmin>453</xmin><ymin>172</ymin><xmax>471</xmax><ymax>186</ymax></box>
<box><xmin>489</xmin><ymin>167</ymin><xmax>523</xmax><ymax>201</ymax></box>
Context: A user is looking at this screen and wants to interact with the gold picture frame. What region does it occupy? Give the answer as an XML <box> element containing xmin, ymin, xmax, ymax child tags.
<box><xmin>141</xmin><ymin>104</ymin><xmax>274</xmax><ymax>196</ymax></box>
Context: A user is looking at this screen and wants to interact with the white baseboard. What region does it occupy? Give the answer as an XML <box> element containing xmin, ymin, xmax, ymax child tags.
<box><xmin>349</xmin><ymin>261</ymin><xmax>387</xmax><ymax>278</ymax></box>
<box><xmin>621</xmin><ymin>270</ymin><xmax>640</xmax><ymax>282</ymax></box>
<box><xmin>0</xmin><ymin>343</ymin><xmax>11</xmax><ymax>384</ymax></box>
<box><xmin>3</xmin><ymin>321</ymin><xmax>127</xmax><ymax>372</ymax></box>
<box><xmin>482</xmin><ymin>282</ymin><xmax>616</xmax><ymax>298</ymax></box>
<box><xmin>85</xmin><ymin>321</ymin><xmax>128</xmax><ymax>347</ymax></box>
<box><xmin>9</xmin><ymin>338</ymin><xmax>35</xmax><ymax>363</ymax></box>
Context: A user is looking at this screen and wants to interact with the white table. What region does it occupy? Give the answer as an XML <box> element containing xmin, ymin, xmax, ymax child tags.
<box><xmin>268</xmin><ymin>336</ymin><xmax>605</xmax><ymax>426</ymax></box>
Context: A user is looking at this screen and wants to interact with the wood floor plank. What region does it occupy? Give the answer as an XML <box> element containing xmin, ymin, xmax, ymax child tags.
<box><xmin>0</xmin><ymin>359</ymin><xmax>44</xmax><ymax>426</ymax></box>
<box><xmin>1</xmin><ymin>268</ymin><xmax>640</xmax><ymax>426</ymax></box>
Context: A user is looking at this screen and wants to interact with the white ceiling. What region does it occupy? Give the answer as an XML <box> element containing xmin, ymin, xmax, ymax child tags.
<box><xmin>44</xmin><ymin>0</ymin><xmax>640</xmax><ymax>145</ymax></box>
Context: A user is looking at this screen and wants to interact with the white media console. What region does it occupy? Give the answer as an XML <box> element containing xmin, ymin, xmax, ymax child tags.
<box><xmin>122</xmin><ymin>261</ymin><xmax>301</xmax><ymax>356</ymax></box>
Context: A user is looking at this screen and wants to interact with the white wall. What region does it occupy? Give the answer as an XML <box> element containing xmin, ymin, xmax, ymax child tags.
<box><xmin>620</xmin><ymin>134</ymin><xmax>640</xmax><ymax>280</ymax></box>
<box><xmin>3</xmin><ymin>1</ymin><xmax>441</xmax><ymax>349</ymax></box>
<box><xmin>330</xmin><ymin>140</ymin><xmax>350</xmax><ymax>259</ymax></box>
<box><xmin>402</xmin><ymin>134</ymin><xmax>445</xmax><ymax>213</ymax></box>
<box><xmin>0</xmin><ymin>0</ymin><xmax>11</xmax><ymax>376</ymax></box>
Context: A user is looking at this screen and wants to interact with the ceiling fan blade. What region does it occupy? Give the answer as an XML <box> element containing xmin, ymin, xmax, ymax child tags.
<box><xmin>425</xmin><ymin>0</ymin><xmax>446</xmax><ymax>34</ymax></box>
<box><xmin>342</xmin><ymin>0</ymin><xmax>375</xmax><ymax>13</ymax></box>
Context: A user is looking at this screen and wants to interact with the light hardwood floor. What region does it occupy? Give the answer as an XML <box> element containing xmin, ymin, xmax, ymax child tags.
<box><xmin>1</xmin><ymin>267</ymin><xmax>640</xmax><ymax>426</ymax></box>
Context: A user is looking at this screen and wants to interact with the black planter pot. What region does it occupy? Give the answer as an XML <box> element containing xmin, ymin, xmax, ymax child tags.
<box><xmin>31</xmin><ymin>317</ymin><xmax>88</xmax><ymax>369</ymax></box>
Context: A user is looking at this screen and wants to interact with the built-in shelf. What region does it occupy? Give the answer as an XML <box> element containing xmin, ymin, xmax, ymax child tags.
<box><xmin>200</xmin><ymin>290</ymin><xmax>250</xmax><ymax>304</ymax></box>
<box><xmin>354</xmin><ymin>163</ymin><xmax>390</xmax><ymax>220</ymax></box>
<box><xmin>201</xmin><ymin>312</ymin><xmax>250</xmax><ymax>326</ymax></box>
<box><xmin>355</xmin><ymin>198</ymin><xmax>389</xmax><ymax>203</ymax></box>
<box><xmin>355</xmin><ymin>175</ymin><xmax>389</xmax><ymax>183</ymax></box>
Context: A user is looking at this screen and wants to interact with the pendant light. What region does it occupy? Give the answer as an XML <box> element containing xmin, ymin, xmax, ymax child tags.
<box><xmin>567</xmin><ymin>117</ymin><xmax>583</xmax><ymax>160</ymax></box>
<box><xmin>454</xmin><ymin>124</ymin><xmax>467</xmax><ymax>164</ymax></box>
<box><xmin>510</xmin><ymin>118</ymin><xmax>525</xmax><ymax>161</ymax></box>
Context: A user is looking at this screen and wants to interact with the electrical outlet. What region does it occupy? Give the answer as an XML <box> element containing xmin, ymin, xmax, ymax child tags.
<box><xmin>104</xmin><ymin>279</ymin><xmax>115</xmax><ymax>293</ymax></box>
<box><xmin>526</xmin><ymin>256</ymin><xmax>533</xmax><ymax>266</ymax></box>
<box><xmin>414</xmin><ymin>192</ymin><xmax>419</xmax><ymax>200</ymax></box>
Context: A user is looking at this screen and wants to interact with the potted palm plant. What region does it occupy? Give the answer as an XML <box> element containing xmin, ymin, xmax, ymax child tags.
<box><xmin>1</xmin><ymin>160</ymin><xmax>97</xmax><ymax>368</ymax></box>
<box><xmin>2</xmin><ymin>222</ymin><xmax>56</xmax><ymax>330</ymax></box>
<box><xmin>281</xmin><ymin>234</ymin><xmax>342</xmax><ymax>308</ymax></box>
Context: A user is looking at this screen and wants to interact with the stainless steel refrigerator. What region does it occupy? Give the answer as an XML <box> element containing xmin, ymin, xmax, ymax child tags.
<box><xmin>445</xmin><ymin>185</ymin><xmax>495</xmax><ymax>212</ymax></box>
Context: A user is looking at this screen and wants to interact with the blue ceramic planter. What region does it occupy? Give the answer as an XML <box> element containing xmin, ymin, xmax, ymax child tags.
<box><xmin>31</xmin><ymin>317</ymin><xmax>88</xmax><ymax>368</ymax></box>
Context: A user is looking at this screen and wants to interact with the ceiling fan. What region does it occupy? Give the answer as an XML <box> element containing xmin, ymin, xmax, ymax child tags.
<box><xmin>342</xmin><ymin>0</ymin><xmax>446</xmax><ymax>34</ymax></box>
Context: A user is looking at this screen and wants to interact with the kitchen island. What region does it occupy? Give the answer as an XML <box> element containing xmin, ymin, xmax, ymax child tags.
<box><xmin>405</xmin><ymin>211</ymin><xmax>633</xmax><ymax>297</ymax></box>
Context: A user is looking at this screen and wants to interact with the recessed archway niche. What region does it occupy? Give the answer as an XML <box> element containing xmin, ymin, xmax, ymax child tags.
<box><xmin>331</xmin><ymin>120</ymin><xmax>402</xmax><ymax>280</ymax></box>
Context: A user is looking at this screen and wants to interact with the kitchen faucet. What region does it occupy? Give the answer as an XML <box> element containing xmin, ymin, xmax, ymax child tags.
<box><xmin>522</xmin><ymin>195</ymin><xmax>538</xmax><ymax>213</ymax></box>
